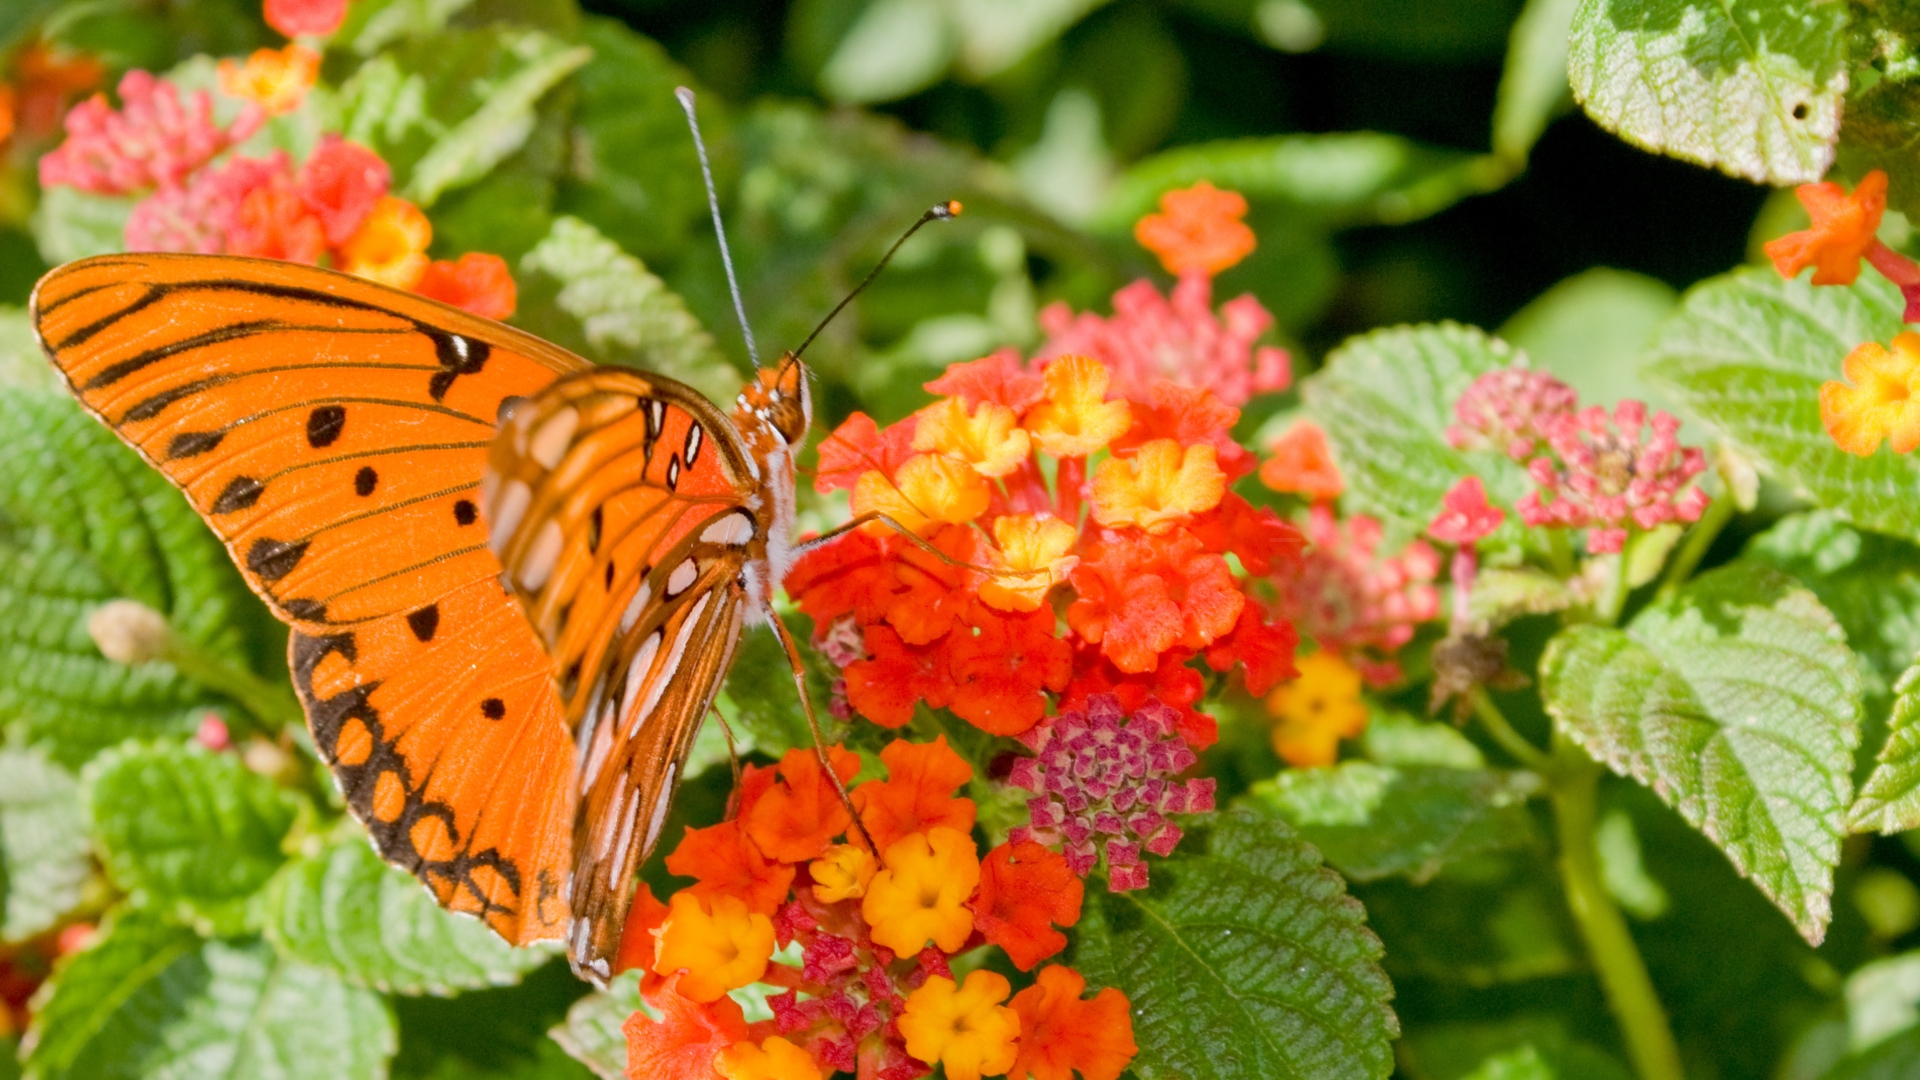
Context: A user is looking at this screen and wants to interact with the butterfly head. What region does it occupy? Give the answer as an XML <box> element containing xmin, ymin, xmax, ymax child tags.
<box><xmin>736</xmin><ymin>352</ymin><xmax>811</xmax><ymax>450</ymax></box>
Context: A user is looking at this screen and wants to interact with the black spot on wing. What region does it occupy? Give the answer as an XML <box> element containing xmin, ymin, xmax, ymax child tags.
<box><xmin>307</xmin><ymin>406</ymin><xmax>346</xmax><ymax>448</ymax></box>
<box><xmin>480</xmin><ymin>697</ymin><xmax>505</xmax><ymax>720</ymax></box>
<box><xmin>406</xmin><ymin>604</ymin><xmax>440</xmax><ymax>642</ymax></box>
<box><xmin>247</xmin><ymin>537</ymin><xmax>309</xmax><ymax>582</ymax></box>
<box><xmin>168</xmin><ymin>430</ymin><xmax>225</xmax><ymax>459</ymax></box>
<box><xmin>284</xmin><ymin>598</ymin><xmax>327</xmax><ymax>621</ymax></box>
<box><xmin>211</xmin><ymin>476</ymin><xmax>263</xmax><ymax>514</ymax></box>
<box><xmin>454</xmin><ymin>499</ymin><xmax>478</xmax><ymax>526</ymax></box>
<box><xmin>426</xmin><ymin>330</ymin><xmax>489</xmax><ymax>402</ymax></box>
<box><xmin>354</xmin><ymin>466</ymin><xmax>378</xmax><ymax>496</ymax></box>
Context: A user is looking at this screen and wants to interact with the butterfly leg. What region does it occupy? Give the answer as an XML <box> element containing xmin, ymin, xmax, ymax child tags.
<box><xmin>766</xmin><ymin>610</ymin><xmax>878</xmax><ymax>856</ymax></box>
<box><xmin>709</xmin><ymin>704</ymin><xmax>744</xmax><ymax>805</ymax></box>
<box><xmin>793</xmin><ymin>512</ymin><xmax>1049</xmax><ymax>585</ymax></box>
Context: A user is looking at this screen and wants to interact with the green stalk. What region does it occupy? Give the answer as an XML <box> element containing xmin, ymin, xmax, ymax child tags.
<box><xmin>1656</xmin><ymin>495</ymin><xmax>1735</xmax><ymax>602</ymax></box>
<box><xmin>1468</xmin><ymin>687</ymin><xmax>1550</xmax><ymax>772</ymax></box>
<box><xmin>1550</xmin><ymin>742</ymin><xmax>1686</xmax><ymax>1080</ymax></box>
<box><xmin>165</xmin><ymin>634</ymin><xmax>303</xmax><ymax>733</ymax></box>
<box><xmin>1594</xmin><ymin>551</ymin><xmax>1632</xmax><ymax>625</ymax></box>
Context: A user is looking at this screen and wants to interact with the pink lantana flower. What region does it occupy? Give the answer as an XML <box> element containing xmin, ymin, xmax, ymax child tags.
<box><xmin>39</xmin><ymin>70</ymin><xmax>261</xmax><ymax>195</ymax></box>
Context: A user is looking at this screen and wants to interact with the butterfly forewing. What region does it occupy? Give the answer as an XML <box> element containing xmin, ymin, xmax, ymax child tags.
<box><xmin>32</xmin><ymin>254</ymin><xmax>588</xmax><ymax>947</ymax></box>
<box><xmin>485</xmin><ymin>368</ymin><xmax>767</xmax><ymax>980</ymax></box>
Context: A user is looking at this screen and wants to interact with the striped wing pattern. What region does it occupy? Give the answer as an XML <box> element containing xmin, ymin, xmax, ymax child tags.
<box><xmin>32</xmin><ymin>254</ymin><xmax>592</xmax><ymax>946</ymax></box>
<box><xmin>486</xmin><ymin>368</ymin><xmax>764</xmax><ymax>979</ymax></box>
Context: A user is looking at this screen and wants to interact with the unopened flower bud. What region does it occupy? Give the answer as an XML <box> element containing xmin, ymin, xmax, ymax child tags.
<box><xmin>87</xmin><ymin>599</ymin><xmax>172</xmax><ymax>665</ymax></box>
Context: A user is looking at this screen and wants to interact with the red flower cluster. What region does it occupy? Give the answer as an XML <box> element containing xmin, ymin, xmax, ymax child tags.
<box><xmin>623</xmin><ymin>739</ymin><xmax>1136</xmax><ymax>1080</ymax></box>
<box><xmin>38</xmin><ymin>68</ymin><xmax>516</xmax><ymax>320</ymax></box>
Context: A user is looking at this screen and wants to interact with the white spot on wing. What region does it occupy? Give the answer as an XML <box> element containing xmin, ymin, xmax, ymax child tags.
<box><xmin>519</xmin><ymin>519</ymin><xmax>563</xmax><ymax>591</ymax></box>
<box><xmin>530</xmin><ymin>408</ymin><xmax>579</xmax><ymax>469</ymax></box>
<box><xmin>684</xmin><ymin>425</ymin><xmax>703</xmax><ymax>466</ymax></box>
<box><xmin>700</xmin><ymin>511</ymin><xmax>754</xmax><ymax>546</ymax></box>
<box><xmin>617</xmin><ymin>632</ymin><xmax>664</xmax><ymax>729</ymax></box>
<box><xmin>643</xmin><ymin>764</ymin><xmax>677</xmax><ymax>852</ymax></box>
<box><xmin>665</xmin><ymin>558</ymin><xmax>698</xmax><ymax>598</ymax></box>
<box><xmin>619</xmin><ymin>580</ymin><xmax>653</xmax><ymax>633</ymax></box>
<box><xmin>488</xmin><ymin>480</ymin><xmax>530</xmax><ymax>551</ymax></box>
<box><xmin>635</xmin><ymin>594</ymin><xmax>709</xmax><ymax>725</ymax></box>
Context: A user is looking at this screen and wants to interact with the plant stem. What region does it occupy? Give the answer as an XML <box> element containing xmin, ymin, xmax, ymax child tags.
<box><xmin>1549</xmin><ymin>741</ymin><xmax>1686</xmax><ymax>1080</ymax></box>
<box><xmin>165</xmin><ymin>635</ymin><xmax>303</xmax><ymax>733</ymax></box>
<box><xmin>1468</xmin><ymin>687</ymin><xmax>1550</xmax><ymax>772</ymax></box>
<box><xmin>1656</xmin><ymin>495</ymin><xmax>1735</xmax><ymax>602</ymax></box>
<box><xmin>1595</xmin><ymin>551</ymin><xmax>1632</xmax><ymax>626</ymax></box>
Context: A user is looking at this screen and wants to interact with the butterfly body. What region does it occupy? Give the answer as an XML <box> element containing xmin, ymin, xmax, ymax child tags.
<box><xmin>32</xmin><ymin>253</ymin><xmax>808</xmax><ymax>982</ymax></box>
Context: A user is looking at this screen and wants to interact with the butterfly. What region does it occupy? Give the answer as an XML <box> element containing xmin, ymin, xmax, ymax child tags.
<box><xmin>31</xmin><ymin>249</ymin><xmax>836</xmax><ymax>983</ymax></box>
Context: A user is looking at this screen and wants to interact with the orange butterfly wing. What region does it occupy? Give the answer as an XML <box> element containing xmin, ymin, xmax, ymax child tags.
<box><xmin>32</xmin><ymin>253</ymin><xmax>588</xmax><ymax>945</ymax></box>
<box><xmin>487</xmin><ymin>369</ymin><xmax>766</xmax><ymax>979</ymax></box>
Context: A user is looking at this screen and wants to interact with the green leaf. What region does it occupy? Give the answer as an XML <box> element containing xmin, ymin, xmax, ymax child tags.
<box><xmin>24</xmin><ymin>918</ymin><xmax>394</xmax><ymax>1080</ymax></box>
<box><xmin>29</xmin><ymin>188</ymin><xmax>131</xmax><ymax>265</ymax></box>
<box><xmin>1844</xmin><ymin>949</ymin><xmax>1920</xmax><ymax>1051</ymax></box>
<box><xmin>1072</xmin><ymin>809</ymin><xmax>1399</xmax><ymax>1080</ymax></box>
<box><xmin>1646</xmin><ymin>268</ymin><xmax>1920</xmax><ymax>542</ymax></box>
<box><xmin>1822</xmin><ymin>1027</ymin><xmax>1920</xmax><ymax>1080</ymax></box>
<box><xmin>1246</xmin><ymin>763</ymin><xmax>1539</xmax><ymax>883</ymax></box>
<box><xmin>84</xmin><ymin>742</ymin><xmax>299</xmax><ymax>935</ymax></box>
<box><xmin>553</xmin><ymin>18</ymin><xmax>708</xmax><ymax>267</ymax></box>
<box><xmin>819</xmin><ymin>0</ymin><xmax>956</xmax><ymax>104</ymax></box>
<box><xmin>1498</xmin><ymin>268</ymin><xmax>1681</xmax><ymax>422</ymax></box>
<box><xmin>1743</xmin><ymin>511</ymin><xmax>1920</xmax><ymax>700</ymax></box>
<box><xmin>1493</xmin><ymin>0</ymin><xmax>1581</xmax><ymax>162</ymax></box>
<box><xmin>0</xmin><ymin>390</ymin><xmax>268</xmax><ymax>765</ymax></box>
<box><xmin>1851</xmin><ymin>660</ymin><xmax>1920</xmax><ymax>833</ymax></box>
<box><xmin>1837</xmin><ymin>78</ymin><xmax>1920</xmax><ymax>220</ymax></box>
<box><xmin>1400</xmin><ymin>1016</ymin><xmax>1633</xmax><ymax>1080</ymax></box>
<box><xmin>332</xmin><ymin>27</ymin><xmax>588</xmax><ymax>208</ymax></box>
<box><xmin>1093</xmin><ymin>134</ymin><xmax>1512</xmax><ymax>233</ymax></box>
<box><xmin>265</xmin><ymin>834</ymin><xmax>551</xmax><ymax>995</ymax></box>
<box><xmin>1302</xmin><ymin>322</ymin><xmax>1534</xmax><ymax>550</ymax></box>
<box><xmin>1539</xmin><ymin>562</ymin><xmax>1862</xmax><ymax>943</ymax></box>
<box><xmin>0</xmin><ymin>748</ymin><xmax>90</xmax><ymax>942</ymax></box>
<box><xmin>0</xmin><ymin>307</ymin><xmax>56</xmax><ymax>392</ymax></box>
<box><xmin>516</xmin><ymin>216</ymin><xmax>742</xmax><ymax>402</ymax></box>
<box><xmin>1362</xmin><ymin>709</ymin><xmax>1487</xmax><ymax>769</ymax></box>
<box><xmin>1566</xmin><ymin>0</ymin><xmax>1849</xmax><ymax>183</ymax></box>
<box><xmin>548</xmin><ymin>970</ymin><xmax>642</xmax><ymax>1080</ymax></box>
<box><xmin>1467</xmin><ymin>566</ymin><xmax>1577</xmax><ymax>634</ymax></box>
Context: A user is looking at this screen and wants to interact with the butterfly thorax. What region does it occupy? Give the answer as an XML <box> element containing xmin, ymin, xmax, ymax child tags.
<box><xmin>732</xmin><ymin>354</ymin><xmax>811</xmax><ymax>616</ymax></box>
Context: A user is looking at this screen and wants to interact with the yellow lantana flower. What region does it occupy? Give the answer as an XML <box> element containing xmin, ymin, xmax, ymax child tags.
<box><xmin>339</xmin><ymin>195</ymin><xmax>432</xmax><ymax>289</ymax></box>
<box><xmin>861</xmin><ymin>826</ymin><xmax>979</xmax><ymax>955</ymax></box>
<box><xmin>898</xmin><ymin>971</ymin><xmax>1021</xmax><ymax>1080</ymax></box>
<box><xmin>650</xmin><ymin>892</ymin><xmax>775</xmax><ymax>1003</ymax></box>
<box><xmin>1265</xmin><ymin>650</ymin><xmax>1369</xmax><ymax>768</ymax></box>
<box><xmin>852</xmin><ymin>454</ymin><xmax>991</xmax><ymax>535</ymax></box>
<box><xmin>217</xmin><ymin>44</ymin><xmax>320</xmax><ymax>115</ymax></box>
<box><xmin>810</xmin><ymin>843</ymin><xmax>877</xmax><ymax>903</ymax></box>
<box><xmin>1091</xmin><ymin>438</ymin><xmax>1226</xmax><ymax>533</ymax></box>
<box><xmin>716</xmin><ymin>1036</ymin><xmax>823</xmax><ymax>1080</ymax></box>
<box><xmin>979</xmin><ymin>514</ymin><xmax>1078</xmax><ymax>613</ymax></box>
<box><xmin>1820</xmin><ymin>331</ymin><xmax>1920</xmax><ymax>456</ymax></box>
<box><xmin>915</xmin><ymin>396</ymin><xmax>1031</xmax><ymax>477</ymax></box>
<box><xmin>1024</xmin><ymin>355</ymin><xmax>1132</xmax><ymax>458</ymax></box>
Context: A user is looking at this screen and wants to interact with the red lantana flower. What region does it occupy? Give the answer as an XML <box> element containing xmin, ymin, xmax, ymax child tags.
<box><xmin>971</xmin><ymin>842</ymin><xmax>1083</xmax><ymax>971</ymax></box>
<box><xmin>742</xmin><ymin>747</ymin><xmax>862</xmax><ymax>864</ymax></box>
<box><xmin>1007</xmin><ymin>966</ymin><xmax>1138</xmax><ymax>1080</ymax></box>
<box><xmin>622</xmin><ymin>973</ymin><xmax>751</xmax><ymax>1080</ymax></box>
<box><xmin>851</xmin><ymin>737</ymin><xmax>977</xmax><ymax>853</ymax></box>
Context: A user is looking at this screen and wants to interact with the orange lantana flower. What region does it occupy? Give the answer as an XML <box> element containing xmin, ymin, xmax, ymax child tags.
<box><xmin>339</xmin><ymin>195</ymin><xmax>432</xmax><ymax>288</ymax></box>
<box><xmin>716</xmin><ymin>1036</ymin><xmax>823</xmax><ymax>1080</ymax></box>
<box><xmin>1133</xmin><ymin>180</ymin><xmax>1256</xmax><ymax>277</ymax></box>
<box><xmin>853</xmin><ymin>453</ymin><xmax>991</xmax><ymax>534</ymax></box>
<box><xmin>850</xmin><ymin>736</ymin><xmax>977</xmax><ymax>853</ymax></box>
<box><xmin>980</xmin><ymin>514</ymin><xmax>1078</xmax><ymax>613</ymax></box>
<box><xmin>916</xmin><ymin>396</ymin><xmax>1031</xmax><ymax>477</ymax></box>
<box><xmin>1007</xmin><ymin>966</ymin><xmax>1137</xmax><ymax>1080</ymax></box>
<box><xmin>1067</xmin><ymin>531</ymin><xmax>1244</xmax><ymax>674</ymax></box>
<box><xmin>862</xmin><ymin>827</ymin><xmax>979</xmax><ymax>955</ymax></box>
<box><xmin>217</xmin><ymin>44</ymin><xmax>319</xmax><ymax>115</ymax></box>
<box><xmin>1821</xmin><ymin>331</ymin><xmax>1920</xmax><ymax>456</ymax></box>
<box><xmin>664</xmin><ymin>819</ymin><xmax>795</xmax><ymax>916</ymax></box>
<box><xmin>1265</xmin><ymin>649</ymin><xmax>1369</xmax><ymax>767</ymax></box>
<box><xmin>1259</xmin><ymin>420</ymin><xmax>1343</xmax><ymax>501</ymax></box>
<box><xmin>1091</xmin><ymin>438</ymin><xmax>1226</xmax><ymax>533</ymax></box>
<box><xmin>1024</xmin><ymin>355</ymin><xmax>1132</xmax><ymax>458</ymax></box>
<box><xmin>652</xmin><ymin>892</ymin><xmax>776</xmax><ymax>1003</ymax></box>
<box><xmin>1765</xmin><ymin>170</ymin><xmax>1887</xmax><ymax>286</ymax></box>
<box><xmin>622</xmin><ymin>973</ymin><xmax>750</xmax><ymax>1080</ymax></box>
<box><xmin>898</xmin><ymin>971</ymin><xmax>1021</xmax><ymax>1080</ymax></box>
<box><xmin>809</xmin><ymin>843</ymin><xmax>877</xmax><ymax>902</ymax></box>
<box><xmin>416</xmin><ymin>252</ymin><xmax>518</xmax><ymax>320</ymax></box>
<box><xmin>612</xmin><ymin>881</ymin><xmax>671</xmax><ymax>980</ymax></box>
<box><xmin>971</xmin><ymin>841</ymin><xmax>1082</xmax><ymax>971</ymax></box>
<box><xmin>741</xmin><ymin>746</ymin><xmax>861</xmax><ymax>863</ymax></box>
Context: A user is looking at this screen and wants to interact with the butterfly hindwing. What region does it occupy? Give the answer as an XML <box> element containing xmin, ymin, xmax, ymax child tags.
<box><xmin>32</xmin><ymin>253</ymin><xmax>592</xmax><ymax>946</ymax></box>
<box><xmin>486</xmin><ymin>369</ymin><xmax>767</xmax><ymax>979</ymax></box>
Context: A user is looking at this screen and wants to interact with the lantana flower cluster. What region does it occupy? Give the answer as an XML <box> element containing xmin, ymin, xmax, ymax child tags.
<box><xmin>36</xmin><ymin>54</ymin><xmax>515</xmax><ymax>319</ymax></box>
<box><xmin>620</xmin><ymin>739</ymin><xmax>1136</xmax><ymax>1080</ymax></box>
<box><xmin>786</xmin><ymin>183</ymin><xmax>1303</xmax><ymax>889</ymax></box>
<box><xmin>1762</xmin><ymin>170</ymin><xmax>1920</xmax><ymax>458</ymax></box>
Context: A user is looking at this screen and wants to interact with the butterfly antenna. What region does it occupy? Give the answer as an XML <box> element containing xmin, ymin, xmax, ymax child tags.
<box><xmin>676</xmin><ymin>86</ymin><xmax>759</xmax><ymax>369</ymax></box>
<box><xmin>792</xmin><ymin>200</ymin><xmax>963</xmax><ymax>363</ymax></box>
